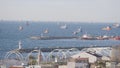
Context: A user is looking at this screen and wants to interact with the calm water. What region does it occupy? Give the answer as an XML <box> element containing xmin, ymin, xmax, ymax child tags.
<box><xmin>0</xmin><ymin>21</ymin><xmax>120</xmax><ymax>59</ymax></box>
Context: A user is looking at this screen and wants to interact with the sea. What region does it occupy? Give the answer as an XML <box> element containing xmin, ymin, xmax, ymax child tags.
<box><xmin>0</xmin><ymin>21</ymin><xmax>120</xmax><ymax>59</ymax></box>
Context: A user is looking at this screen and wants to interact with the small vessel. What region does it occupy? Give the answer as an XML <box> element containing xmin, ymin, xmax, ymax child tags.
<box><xmin>60</xmin><ymin>24</ymin><xmax>67</xmax><ymax>29</ymax></box>
<box><xmin>81</xmin><ymin>34</ymin><xmax>96</xmax><ymax>40</ymax></box>
<box><xmin>73</xmin><ymin>27</ymin><xmax>82</xmax><ymax>35</ymax></box>
<box><xmin>77</xmin><ymin>27</ymin><xmax>82</xmax><ymax>32</ymax></box>
<box><xmin>102</xmin><ymin>35</ymin><xmax>110</xmax><ymax>40</ymax></box>
<box><xmin>113</xmin><ymin>23</ymin><xmax>120</xmax><ymax>28</ymax></box>
<box><xmin>19</xmin><ymin>26</ymin><xmax>23</xmax><ymax>31</ymax></box>
<box><xmin>113</xmin><ymin>36</ymin><xmax>120</xmax><ymax>40</ymax></box>
<box><xmin>96</xmin><ymin>36</ymin><xmax>104</xmax><ymax>40</ymax></box>
<box><xmin>44</xmin><ymin>29</ymin><xmax>49</xmax><ymax>34</ymax></box>
<box><xmin>73</xmin><ymin>31</ymin><xmax>78</xmax><ymax>35</ymax></box>
<box><xmin>102</xmin><ymin>26</ymin><xmax>111</xmax><ymax>31</ymax></box>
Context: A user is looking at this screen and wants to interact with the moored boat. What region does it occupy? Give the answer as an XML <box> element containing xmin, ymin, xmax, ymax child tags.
<box><xmin>112</xmin><ymin>36</ymin><xmax>120</xmax><ymax>40</ymax></box>
<box><xmin>81</xmin><ymin>34</ymin><xmax>96</xmax><ymax>40</ymax></box>
<box><xmin>102</xmin><ymin>26</ymin><xmax>111</xmax><ymax>31</ymax></box>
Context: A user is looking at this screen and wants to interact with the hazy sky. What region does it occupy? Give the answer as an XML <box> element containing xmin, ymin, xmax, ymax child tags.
<box><xmin>0</xmin><ymin>0</ymin><xmax>120</xmax><ymax>22</ymax></box>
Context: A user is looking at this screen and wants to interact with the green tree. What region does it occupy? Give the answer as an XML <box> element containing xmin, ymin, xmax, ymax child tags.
<box><xmin>28</xmin><ymin>55</ymin><xmax>37</xmax><ymax>65</ymax></box>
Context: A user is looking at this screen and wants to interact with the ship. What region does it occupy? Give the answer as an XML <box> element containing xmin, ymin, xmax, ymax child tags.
<box><xmin>102</xmin><ymin>26</ymin><xmax>111</xmax><ymax>31</ymax></box>
<box><xmin>112</xmin><ymin>36</ymin><xmax>120</xmax><ymax>40</ymax></box>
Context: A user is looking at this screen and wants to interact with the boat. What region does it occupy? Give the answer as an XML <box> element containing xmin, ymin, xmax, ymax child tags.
<box><xmin>96</xmin><ymin>36</ymin><xmax>104</xmax><ymax>40</ymax></box>
<box><xmin>60</xmin><ymin>24</ymin><xmax>67</xmax><ymax>29</ymax></box>
<box><xmin>44</xmin><ymin>29</ymin><xmax>49</xmax><ymax>34</ymax></box>
<box><xmin>102</xmin><ymin>35</ymin><xmax>110</xmax><ymax>40</ymax></box>
<box><xmin>113</xmin><ymin>23</ymin><xmax>120</xmax><ymax>28</ymax></box>
<box><xmin>81</xmin><ymin>34</ymin><xmax>96</xmax><ymax>40</ymax></box>
<box><xmin>73</xmin><ymin>27</ymin><xmax>82</xmax><ymax>35</ymax></box>
<box><xmin>76</xmin><ymin>27</ymin><xmax>82</xmax><ymax>33</ymax></box>
<box><xmin>112</xmin><ymin>36</ymin><xmax>120</xmax><ymax>40</ymax></box>
<box><xmin>102</xmin><ymin>26</ymin><xmax>111</xmax><ymax>31</ymax></box>
<box><xmin>73</xmin><ymin>31</ymin><xmax>78</xmax><ymax>35</ymax></box>
<box><xmin>19</xmin><ymin>26</ymin><xmax>23</xmax><ymax>31</ymax></box>
<box><xmin>78</xmin><ymin>28</ymin><xmax>82</xmax><ymax>32</ymax></box>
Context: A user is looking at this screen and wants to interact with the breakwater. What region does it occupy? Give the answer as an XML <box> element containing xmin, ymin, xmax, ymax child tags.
<box><xmin>30</xmin><ymin>36</ymin><xmax>78</xmax><ymax>40</ymax></box>
<box><xmin>17</xmin><ymin>46</ymin><xmax>110</xmax><ymax>53</ymax></box>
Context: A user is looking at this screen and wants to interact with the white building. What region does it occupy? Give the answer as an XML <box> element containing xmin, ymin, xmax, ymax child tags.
<box><xmin>67</xmin><ymin>57</ymin><xmax>89</xmax><ymax>68</ymax></box>
<box><xmin>71</xmin><ymin>52</ymin><xmax>100</xmax><ymax>63</ymax></box>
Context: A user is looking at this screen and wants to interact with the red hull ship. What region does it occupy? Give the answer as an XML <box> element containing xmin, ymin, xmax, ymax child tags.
<box><xmin>113</xmin><ymin>36</ymin><xmax>120</xmax><ymax>40</ymax></box>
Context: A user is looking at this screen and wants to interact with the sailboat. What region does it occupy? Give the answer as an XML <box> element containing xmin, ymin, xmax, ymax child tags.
<box><xmin>77</xmin><ymin>27</ymin><xmax>82</xmax><ymax>32</ymax></box>
<box><xmin>73</xmin><ymin>27</ymin><xmax>82</xmax><ymax>35</ymax></box>
<box><xmin>19</xmin><ymin>26</ymin><xmax>23</xmax><ymax>31</ymax></box>
<box><xmin>60</xmin><ymin>24</ymin><xmax>67</xmax><ymax>29</ymax></box>
<box><xmin>44</xmin><ymin>29</ymin><xmax>49</xmax><ymax>34</ymax></box>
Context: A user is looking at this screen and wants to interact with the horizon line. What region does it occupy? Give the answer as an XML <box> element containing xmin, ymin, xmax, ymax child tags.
<box><xmin>0</xmin><ymin>19</ymin><xmax>118</xmax><ymax>23</ymax></box>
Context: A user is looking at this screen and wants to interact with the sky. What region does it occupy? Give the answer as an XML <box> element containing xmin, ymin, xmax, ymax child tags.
<box><xmin>0</xmin><ymin>0</ymin><xmax>120</xmax><ymax>23</ymax></box>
